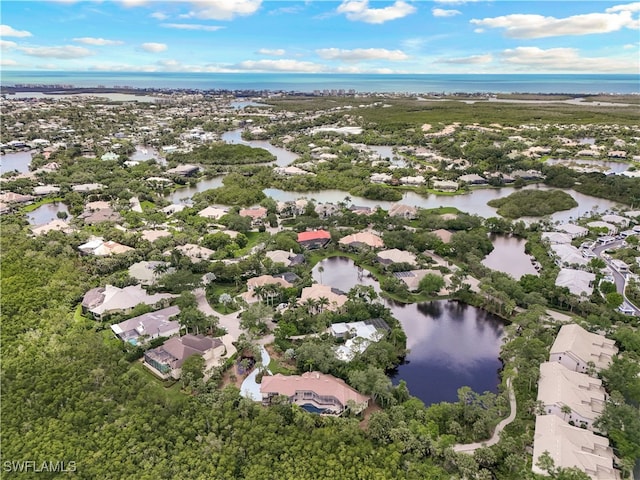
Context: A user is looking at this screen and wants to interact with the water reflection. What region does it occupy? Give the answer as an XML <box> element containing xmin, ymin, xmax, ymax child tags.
<box><xmin>1</xmin><ymin>151</ymin><xmax>33</xmax><ymax>174</ymax></box>
<box><xmin>482</xmin><ymin>234</ymin><xmax>538</xmax><ymax>280</ymax></box>
<box><xmin>221</xmin><ymin>129</ymin><xmax>298</xmax><ymax>167</ymax></box>
<box><xmin>312</xmin><ymin>256</ymin><xmax>504</xmax><ymax>405</ymax></box>
<box><xmin>26</xmin><ymin>202</ymin><xmax>69</xmax><ymax>225</ymax></box>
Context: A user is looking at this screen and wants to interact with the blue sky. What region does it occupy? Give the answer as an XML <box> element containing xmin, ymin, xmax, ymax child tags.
<box><xmin>1</xmin><ymin>1</ymin><xmax>639</xmax><ymax>73</ymax></box>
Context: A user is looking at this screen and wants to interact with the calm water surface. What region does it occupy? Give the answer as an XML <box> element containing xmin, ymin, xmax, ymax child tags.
<box><xmin>482</xmin><ymin>234</ymin><xmax>538</xmax><ymax>280</ymax></box>
<box><xmin>1</xmin><ymin>151</ymin><xmax>32</xmax><ymax>174</ymax></box>
<box><xmin>221</xmin><ymin>129</ymin><xmax>298</xmax><ymax>167</ymax></box>
<box><xmin>26</xmin><ymin>202</ymin><xmax>69</xmax><ymax>225</ymax></box>
<box><xmin>312</xmin><ymin>256</ymin><xmax>504</xmax><ymax>405</ymax></box>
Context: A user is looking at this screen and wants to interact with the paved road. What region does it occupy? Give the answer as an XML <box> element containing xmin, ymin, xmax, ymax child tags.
<box><xmin>193</xmin><ymin>288</ymin><xmax>245</xmax><ymax>339</ymax></box>
<box><xmin>240</xmin><ymin>345</ymin><xmax>272</xmax><ymax>400</ymax></box>
<box><xmin>591</xmin><ymin>241</ymin><xmax>640</xmax><ymax>316</ymax></box>
<box><xmin>453</xmin><ymin>376</ymin><xmax>517</xmax><ymax>453</ymax></box>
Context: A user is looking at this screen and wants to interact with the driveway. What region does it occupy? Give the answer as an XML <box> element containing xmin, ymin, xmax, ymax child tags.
<box><xmin>240</xmin><ymin>345</ymin><xmax>271</xmax><ymax>400</ymax></box>
<box><xmin>193</xmin><ymin>287</ymin><xmax>244</xmax><ymax>340</ymax></box>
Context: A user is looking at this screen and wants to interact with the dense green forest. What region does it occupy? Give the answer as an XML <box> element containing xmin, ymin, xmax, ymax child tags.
<box><xmin>487</xmin><ymin>190</ymin><xmax>578</xmax><ymax>218</ymax></box>
<box><xmin>167</xmin><ymin>143</ymin><xmax>275</xmax><ymax>166</ymax></box>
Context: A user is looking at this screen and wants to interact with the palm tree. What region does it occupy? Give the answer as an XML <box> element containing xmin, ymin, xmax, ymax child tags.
<box><xmin>561</xmin><ymin>404</ymin><xmax>572</xmax><ymax>421</ymax></box>
<box><xmin>318</xmin><ymin>265</ymin><xmax>324</xmax><ymax>284</ymax></box>
<box><xmin>317</xmin><ymin>296</ymin><xmax>330</xmax><ymax>313</ymax></box>
<box><xmin>253</xmin><ymin>285</ymin><xmax>265</xmax><ymax>303</ymax></box>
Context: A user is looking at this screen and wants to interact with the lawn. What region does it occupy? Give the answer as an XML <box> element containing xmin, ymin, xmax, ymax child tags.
<box><xmin>21</xmin><ymin>197</ymin><xmax>64</xmax><ymax>213</ymax></box>
<box><xmin>130</xmin><ymin>362</ymin><xmax>186</xmax><ymax>404</ymax></box>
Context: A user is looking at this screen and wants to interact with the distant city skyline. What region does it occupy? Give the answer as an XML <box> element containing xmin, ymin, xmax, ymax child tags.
<box><xmin>1</xmin><ymin>1</ymin><xmax>639</xmax><ymax>74</ymax></box>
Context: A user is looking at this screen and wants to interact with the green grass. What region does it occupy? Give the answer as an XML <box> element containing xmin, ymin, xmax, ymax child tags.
<box><xmin>21</xmin><ymin>197</ymin><xmax>64</xmax><ymax>213</ymax></box>
<box><xmin>236</xmin><ymin>231</ymin><xmax>270</xmax><ymax>256</ymax></box>
<box><xmin>268</xmin><ymin>357</ymin><xmax>296</xmax><ymax>375</ymax></box>
<box><xmin>140</xmin><ymin>200</ymin><xmax>155</xmax><ymax>211</ymax></box>
<box><xmin>130</xmin><ymin>362</ymin><xmax>186</xmax><ymax>404</ymax></box>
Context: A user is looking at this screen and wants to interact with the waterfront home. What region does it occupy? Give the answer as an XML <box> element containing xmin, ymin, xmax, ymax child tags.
<box><xmin>198</xmin><ymin>206</ymin><xmax>228</xmax><ymax>220</ymax></box>
<box><xmin>32</xmin><ymin>185</ymin><xmax>61</xmax><ymax>196</ymax></box>
<box><xmin>532</xmin><ymin>415</ymin><xmax>619</xmax><ymax>480</ymax></box>
<box><xmin>31</xmin><ymin>219</ymin><xmax>74</xmax><ymax>236</ymax></box>
<box><xmin>110</xmin><ymin>305</ymin><xmax>181</xmax><ymax>345</ymax></box>
<box><xmin>394</xmin><ymin>269</ymin><xmax>446</xmax><ymax>292</ymax></box>
<box><xmin>431</xmin><ymin>229</ymin><xmax>453</xmax><ymax>244</ymax></box>
<box><xmin>144</xmin><ymin>334</ymin><xmax>226</xmax><ymax>380</ymax></box>
<box><xmin>265</xmin><ymin>249</ymin><xmax>305</xmax><ymax>267</ymax></box>
<box><xmin>260</xmin><ymin>371</ymin><xmax>370</xmax><ymax>415</ymax></box>
<box><xmin>556</xmin><ymin>223</ymin><xmax>589</xmax><ymax>239</ymax></box>
<box><xmin>376</xmin><ymin>249</ymin><xmax>417</xmax><ymax>267</ymax></box>
<box><xmin>81</xmin><ymin>284</ymin><xmax>176</xmax><ymax>321</ymax></box>
<box><xmin>338</xmin><ymin>232</ymin><xmax>384</xmax><ymax>249</ymax></box>
<box><xmin>329</xmin><ymin>321</ymin><xmax>387</xmax><ymax>361</ymax></box>
<box><xmin>537</xmin><ymin>362</ymin><xmax>606</xmax><ymax>430</ymax></box>
<box><xmin>541</xmin><ymin>232</ymin><xmax>573</xmax><ymax>245</ymax></box>
<box><xmin>586</xmin><ymin>221</ymin><xmax>618</xmax><ymax>235</ymax></box>
<box><xmin>549</xmin><ymin>324</ymin><xmax>618</xmax><ymax>373</ymax></box>
<box><xmin>549</xmin><ymin>244</ymin><xmax>589</xmax><ymax>267</ymax></box>
<box><xmin>299</xmin><ymin>284</ymin><xmax>347</xmax><ymax>312</ymax></box>
<box><xmin>432</xmin><ymin>180</ymin><xmax>459</xmax><ymax>192</ymax></box>
<box><xmin>388</xmin><ymin>203</ymin><xmax>417</xmax><ymax>220</ymax></box>
<box><xmin>554</xmin><ymin>269</ymin><xmax>596</xmax><ymax>297</ymax></box>
<box><xmin>165</xmin><ymin>164</ymin><xmax>199</xmax><ymax>177</ymax></box>
<box><xmin>0</xmin><ymin>191</ymin><xmax>34</xmax><ymax>205</ymax></box>
<box><xmin>600</xmin><ymin>214</ymin><xmax>629</xmax><ymax>228</ymax></box>
<box><xmin>297</xmin><ymin>230</ymin><xmax>331</xmax><ymax>249</ymax></box>
<box><xmin>458</xmin><ymin>173</ymin><xmax>487</xmax><ymax>185</ymax></box>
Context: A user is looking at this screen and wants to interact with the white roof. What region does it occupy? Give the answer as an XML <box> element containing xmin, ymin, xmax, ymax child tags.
<box><xmin>537</xmin><ymin>362</ymin><xmax>606</xmax><ymax>422</ymax></box>
<box><xmin>600</xmin><ymin>214</ymin><xmax>628</xmax><ymax>226</ymax></box>
<box><xmin>198</xmin><ymin>206</ymin><xmax>228</xmax><ymax>219</ymax></box>
<box><xmin>555</xmin><ymin>269</ymin><xmax>595</xmax><ymax>297</ymax></box>
<box><xmin>376</xmin><ymin>248</ymin><xmax>417</xmax><ymax>265</ymax></box>
<box><xmin>532</xmin><ymin>415</ymin><xmax>618</xmax><ymax>480</ymax></box>
<box><xmin>90</xmin><ymin>285</ymin><xmax>176</xmax><ymax>316</ymax></box>
<box><xmin>550</xmin><ymin>324</ymin><xmax>618</xmax><ymax>372</ymax></box>
<box><xmin>557</xmin><ymin>224</ymin><xmax>589</xmax><ymax>236</ymax></box>
<box><xmin>550</xmin><ymin>244</ymin><xmax>589</xmax><ymax>266</ymax></box>
<box><xmin>541</xmin><ymin>232</ymin><xmax>573</xmax><ymax>245</ymax></box>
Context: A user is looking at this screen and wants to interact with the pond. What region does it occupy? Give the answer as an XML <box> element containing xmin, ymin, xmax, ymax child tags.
<box><xmin>264</xmin><ymin>184</ymin><xmax>619</xmax><ymax>224</ymax></box>
<box><xmin>26</xmin><ymin>202</ymin><xmax>69</xmax><ymax>225</ymax></box>
<box><xmin>164</xmin><ymin>176</ymin><xmax>225</xmax><ymax>204</ymax></box>
<box><xmin>311</xmin><ymin>256</ymin><xmax>504</xmax><ymax>406</ymax></box>
<box><xmin>1</xmin><ymin>151</ymin><xmax>33</xmax><ymax>174</ymax></box>
<box><xmin>229</xmin><ymin>100</ymin><xmax>270</xmax><ymax>109</ymax></box>
<box><xmin>482</xmin><ymin>234</ymin><xmax>538</xmax><ymax>280</ymax></box>
<box><xmin>221</xmin><ymin>129</ymin><xmax>298</xmax><ymax>167</ymax></box>
<box><xmin>129</xmin><ymin>146</ymin><xmax>165</xmax><ymax>165</ymax></box>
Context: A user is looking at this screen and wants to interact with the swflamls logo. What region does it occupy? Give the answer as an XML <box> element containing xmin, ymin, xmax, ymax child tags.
<box><xmin>3</xmin><ymin>461</ymin><xmax>77</xmax><ymax>473</ymax></box>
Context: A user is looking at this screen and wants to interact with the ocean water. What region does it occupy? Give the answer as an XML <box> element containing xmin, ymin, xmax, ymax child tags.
<box><xmin>1</xmin><ymin>71</ymin><xmax>639</xmax><ymax>95</ymax></box>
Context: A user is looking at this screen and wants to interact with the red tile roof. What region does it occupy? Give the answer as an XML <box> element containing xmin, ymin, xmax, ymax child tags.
<box><xmin>297</xmin><ymin>230</ymin><xmax>331</xmax><ymax>242</ymax></box>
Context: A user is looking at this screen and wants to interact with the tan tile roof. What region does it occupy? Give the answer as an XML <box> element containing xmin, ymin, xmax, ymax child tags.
<box><xmin>550</xmin><ymin>324</ymin><xmax>618</xmax><ymax>372</ymax></box>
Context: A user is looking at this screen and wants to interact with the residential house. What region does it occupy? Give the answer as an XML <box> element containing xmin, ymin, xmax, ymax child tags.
<box><xmin>431</xmin><ymin>229</ymin><xmax>453</xmax><ymax>244</ymax></box>
<box><xmin>432</xmin><ymin>180</ymin><xmax>459</xmax><ymax>192</ymax></box>
<box><xmin>78</xmin><ymin>202</ymin><xmax>122</xmax><ymax>225</ymax></box>
<box><xmin>82</xmin><ymin>284</ymin><xmax>176</xmax><ymax>320</ymax></box>
<box><xmin>31</xmin><ymin>219</ymin><xmax>74</xmax><ymax>236</ymax></box>
<box><xmin>370</xmin><ymin>172</ymin><xmax>392</xmax><ymax>184</ymax></box>
<box><xmin>537</xmin><ymin>362</ymin><xmax>606</xmax><ymax>430</ymax></box>
<box><xmin>140</xmin><ymin>229</ymin><xmax>172</xmax><ymax>242</ymax></box>
<box><xmin>376</xmin><ymin>249</ymin><xmax>417</xmax><ymax>267</ymax></box>
<box><xmin>297</xmin><ymin>230</ymin><xmax>331</xmax><ymax>249</ymax></box>
<box><xmin>111</xmin><ymin>305</ymin><xmax>181</xmax><ymax>346</ymax></box>
<box><xmin>315</xmin><ymin>203</ymin><xmax>340</xmax><ymax>218</ymax></box>
<box><xmin>549</xmin><ymin>324</ymin><xmax>618</xmax><ymax>373</ymax></box>
<box><xmin>260</xmin><ymin>371</ymin><xmax>370</xmax><ymax>415</ymax></box>
<box><xmin>458</xmin><ymin>173</ymin><xmax>487</xmax><ymax>185</ymax></box>
<box><xmin>399</xmin><ymin>175</ymin><xmax>425</xmax><ymax>186</ymax></box>
<box><xmin>542</xmin><ymin>232</ymin><xmax>573</xmax><ymax>245</ymax></box>
<box><xmin>600</xmin><ymin>214</ymin><xmax>629</xmax><ymax>228</ymax></box>
<box><xmin>198</xmin><ymin>206</ymin><xmax>228</xmax><ymax>220</ymax></box>
<box><xmin>78</xmin><ymin>237</ymin><xmax>134</xmax><ymax>256</ymax></box>
<box><xmin>265</xmin><ymin>249</ymin><xmax>305</xmax><ymax>267</ymax></box>
<box><xmin>144</xmin><ymin>334</ymin><xmax>226</xmax><ymax>380</ymax></box>
<box><xmin>532</xmin><ymin>415</ymin><xmax>619</xmax><ymax>480</ymax></box>
<box><xmin>394</xmin><ymin>269</ymin><xmax>446</xmax><ymax>292</ymax></box>
<box><xmin>239</xmin><ymin>206</ymin><xmax>268</xmax><ymax>225</ymax></box>
<box><xmin>338</xmin><ymin>232</ymin><xmax>384</xmax><ymax>249</ymax></box>
<box><xmin>0</xmin><ymin>191</ymin><xmax>34</xmax><ymax>205</ymax></box>
<box><xmin>71</xmin><ymin>183</ymin><xmax>105</xmax><ymax>193</ymax></box>
<box><xmin>128</xmin><ymin>261</ymin><xmax>174</xmax><ymax>286</ymax></box>
<box><xmin>169</xmin><ymin>244</ymin><xmax>215</xmax><ymax>262</ymax></box>
<box><xmin>388</xmin><ymin>203</ymin><xmax>417</xmax><ymax>220</ymax></box>
<box><xmin>550</xmin><ymin>244</ymin><xmax>589</xmax><ymax>267</ymax></box>
<box><xmin>165</xmin><ymin>164</ymin><xmax>200</xmax><ymax>177</ymax></box>
<box><xmin>330</xmin><ymin>321</ymin><xmax>388</xmax><ymax>361</ymax></box>
<box><xmin>299</xmin><ymin>284</ymin><xmax>347</xmax><ymax>312</ymax></box>
<box><xmin>555</xmin><ymin>269</ymin><xmax>596</xmax><ymax>297</ymax></box>
<box><xmin>557</xmin><ymin>223</ymin><xmax>589</xmax><ymax>239</ymax></box>
<box><xmin>33</xmin><ymin>185</ymin><xmax>61</xmax><ymax>196</ymax></box>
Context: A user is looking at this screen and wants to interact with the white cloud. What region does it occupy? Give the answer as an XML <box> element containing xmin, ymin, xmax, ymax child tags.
<box><xmin>440</xmin><ymin>54</ymin><xmax>492</xmax><ymax>64</ymax></box>
<box><xmin>0</xmin><ymin>40</ymin><xmax>18</xmax><ymax>50</ymax></box>
<box><xmin>1</xmin><ymin>58</ymin><xmax>19</xmax><ymax>66</ymax></box>
<box><xmin>233</xmin><ymin>59</ymin><xmax>325</xmax><ymax>72</ymax></box>
<box><xmin>606</xmin><ymin>2</ymin><xmax>640</xmax><ymax>13</ymax></box>
<box><xmin>471</xmin><ymin>10</ymin><xmax>639</xmax><ymax>38</ymax></box>
<box><xmin>141</xmin><ymin>42</ymin><xmax>168</xmax><ymax>53</ymax></box>
<box><xmin>161</xmin><ymin>23</ymin><xmax>224</xmax><ymax>31</ymax></box>
<box><xmin>73</xmin><ymin>37</ymin><xmax>124</xmax><ymax>46</ymax></box>
<box><xmin>19</xmin><ymin>45</ymin><xmax>93</xmax><ymax>59</ymax></box>
<box><xmin>337</xmin><ymin>0</ymin><xmax>416</xmax><ymax>24</ymax></box>
<box><xmin>432</xmin><ymin>8</ymin><xmax>461</xmax><ymax>18</ymax></box>
<box><xmin>184</xmin><ymin>0</ymin><xmax>262</xmax><ymax>20</ymax></box>
<box><xmin>623</xmin><ymin>42</ymin><xmax>639</xmax><ymax>48</ymax></box>
<box><xmin>316</xmin><ymin>47</ymin><xmax>409</xmax><ymax>62</ymax></box>
<box><xmin>257</xmin><ymin>48</ymin><xmax>286</xmax><ymax>56</ymax></box>
<box><xmin>0</xmin><ymin>25</ymin><xmax>33</xmax><ymax>38</ymax></box>
<box><xmin>501</xmin><ymin>46</ymin><xmax>638</xmax><ymax>72</ymax></box>
<box><xmin>120</xmin><ymin>0</ymin><xmax>149</xmax><ymax>6</ymax></box>
<box><xmin>151</xmin><ymin>12</ymin><xmax>169</xmax><ymax>20</ymax></box>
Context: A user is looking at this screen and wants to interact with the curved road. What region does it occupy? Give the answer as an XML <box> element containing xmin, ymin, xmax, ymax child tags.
<box><xmin>591</xmin><ymin>241</ymin><xmax>639</xmax><ymax>316</ymax></box>
<box><xmin>453</xmin><ymin>376</ymin><xmax>517</xmax><ymax>453</ymax></box>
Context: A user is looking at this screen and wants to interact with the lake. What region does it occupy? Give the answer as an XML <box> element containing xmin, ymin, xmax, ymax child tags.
<box><xmin>164</xmin><ymin>176</ymin><xmax>225</xmax><ymax>204</ymax></box>
<box><xmin>26</xmin><ymin>202</ymin><xmax>69</xmax><ymax>225</ymax></box>
<box><xmin>311</xmin><ymin>256</ymin><xmax>504</xmax><ymax>405</ymax></box>
<box><xmin>1</xmin><ymin>151</ymin><xmax>33</xmax><ymax>174</ymax></box>
<box><xmin>221</xmin><ymin>129</ymin><xmax>298</xmax><ymax>167</ymax></box>
<box><xmin>482</xmin><ymin>234</ymin><xmax>538</xmax><ymax>280</ymax></box>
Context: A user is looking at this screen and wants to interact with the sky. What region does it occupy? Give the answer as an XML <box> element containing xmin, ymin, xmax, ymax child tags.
<box><xmin>0</xmin><ymin>1</ymin><xmax>639</xmax><ymax>74</ymax></box>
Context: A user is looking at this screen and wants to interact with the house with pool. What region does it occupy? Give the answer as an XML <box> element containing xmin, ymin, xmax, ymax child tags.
<box><xmin>260</xmin><ymin>372</ymin><xmax>370</xmax><ymax>415</ymax></box>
